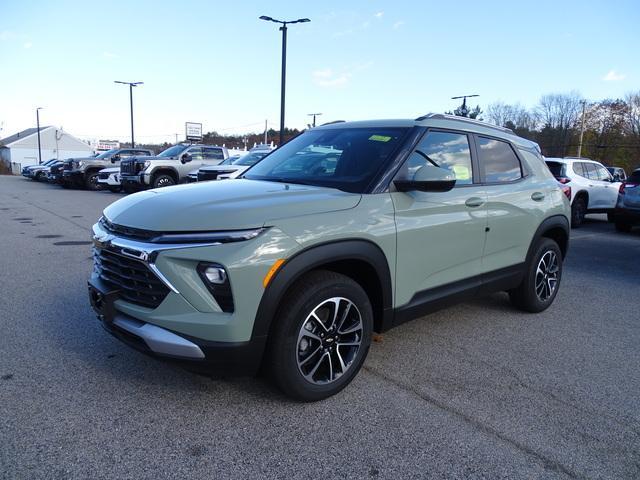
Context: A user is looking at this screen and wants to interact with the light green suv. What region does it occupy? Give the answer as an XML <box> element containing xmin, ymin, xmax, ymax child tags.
<box><xmin>88</xmin><ymin>114</ymin><xmax>570</xmax><ymax>401</ymax></box>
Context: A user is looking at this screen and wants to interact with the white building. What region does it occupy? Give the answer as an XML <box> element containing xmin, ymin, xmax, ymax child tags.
<box><xmin>0</xmin><ymin>126</ymin><xmax>94</xmax><ymax>174</ymax></box>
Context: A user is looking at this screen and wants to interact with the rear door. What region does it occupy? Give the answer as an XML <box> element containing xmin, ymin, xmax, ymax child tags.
<box><xmin>478</xmin><ymin>136</ymin><xmax>547</xmax><ymax>273</ymax></box>
<box><xmin>391</xmin><ymin>129</ymin><xmax>488</xmax><ymax>307</ymax></box>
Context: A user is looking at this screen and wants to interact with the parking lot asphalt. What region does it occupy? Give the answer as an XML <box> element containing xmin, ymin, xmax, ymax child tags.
<box><xmin>1</xmin><ymin>175</ymin><xmax>639</xmax><ymax>480</ymax></box>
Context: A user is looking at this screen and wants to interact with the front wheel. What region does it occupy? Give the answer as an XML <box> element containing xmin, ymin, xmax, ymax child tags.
<box><xmin>509</xmin><ymin>238</ymin><xmax>563</xmax><ymax>313</ymax></box>
<box><xmin>267</xmin><ymin>270</ymin><xmax>373</xmax><ymax>402</ymax></box>
<box><xmin>571</xmin><ymin>197</ymin><xmax>586</xmax><ymax>228</ymax></box>
<box><xmin>152</xmin><ymin>174</ymin><xmax>176</xmax><ymax>188</ymax></box>
<box><xmin>85</xmin><ymin>172</ymin><xmax>100</xmax><ymax>191</ymax></box>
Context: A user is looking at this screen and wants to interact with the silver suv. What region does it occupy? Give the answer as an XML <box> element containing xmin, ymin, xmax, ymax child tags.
<box><xmin>120</xmin><ymin>144</ymin><xmax>228</xmax><ymax>191</ymax></box>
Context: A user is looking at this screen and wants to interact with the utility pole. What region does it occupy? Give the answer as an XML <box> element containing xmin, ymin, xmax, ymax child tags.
<box><xmin>264</xmin><ymin>119</ymin><xmax>268</xmax><ymax>145</ymax></box>
<box><xmin>36</xmin><ymin>107</ymin><xmax>43</xmax><ymax>165</ymax></box>
<box><xmin>451</xmin><ymin>94</ymin><xmax>479</xmax><ymax>117</ymax></box>
<box><xmin>577</xmin><ymin>100</ymin><xmax>586</xmax><ymax>158</ymax></box>
<box><xmin>308</xmin><ymin>113</ymin><xmax>322</xmax><ymax>127</ymax></box>
<box><xmin>114</xmin><ymin>81</ymin><xmax>143</xmax><ymax>147</ymax></box>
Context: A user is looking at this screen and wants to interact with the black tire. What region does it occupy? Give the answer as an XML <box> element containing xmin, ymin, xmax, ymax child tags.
<box><xmin>615</xmin><ymin>221</ymin><xmax>632</xmax><ymax>233</ymax></box>
<box><xmin>35</xmin><ymin>172</ymin><xmax>45</xmax><ymax>182</ymax></box>
<box><xmin>61</xmin><ymin>182</ymin><xmax>71</xmax><ymax>189</ymax></box>
<box><xmin>267</xmin><ymin>270</ymin><xmax>373</xmax><ymax>402</ymax></box>
<box><xmin>85</xmin><ymin>171</ymin><xmax>100</xmax><ymax>191</ymax></box>
<box><xmin>122</xmin><ymin>183</ymin><xmax>137</xmax><ymax>194</ymax></box>
<box><xmin>571</xmin><ymin>197</ymin><xmax>586</xmax><ymax>228</ymax></box>
<box><xmin>509</xmin><ymin>238</ymin><xmax>563</xmax><ymax>313</ymax></box>
<box><xmin>607</xmin><ymin>212</ymin><xmax>615</xmax><ymax>223</ymax></box>
<box><xmin>153</xmin><ymin>173</ymin><xmax>176</xmax><ymax>188</ymax></box>
<box><xmin>107</xmin><ymin>186</ymin><xmax>121</xmax><ymax>193</ymax></box>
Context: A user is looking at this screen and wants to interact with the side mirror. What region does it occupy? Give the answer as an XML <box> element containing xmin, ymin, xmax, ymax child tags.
<box><xmin>394</xmin><ymin>165</ymin><xmax>456</xmax><ymax>192</ymax></box>
<box><xmin>181</xmin><ymin>153</ymin><xmax>192</xmax><ymax>163</ymax></box>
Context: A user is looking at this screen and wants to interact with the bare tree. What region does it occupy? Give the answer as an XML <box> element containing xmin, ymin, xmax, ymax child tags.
<box><xmin>486</xmin><ymin>102</ymin><xmax>535</xmax><ymax>130</ymax></box>
<box><xmin>534</xmin><ymin>91</ymin><xmax>583</xmax><ymax>130</ymax></box>
<box><xmin>624</xmin><ymin>91</ymin><xmax>640</xmax><ymax>138</ymax></box>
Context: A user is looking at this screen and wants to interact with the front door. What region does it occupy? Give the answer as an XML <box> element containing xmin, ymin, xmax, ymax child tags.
<box><xmin>391</xmin><ymin>129</ymin><xmax>487</xmax><ymax>308</ymax></box>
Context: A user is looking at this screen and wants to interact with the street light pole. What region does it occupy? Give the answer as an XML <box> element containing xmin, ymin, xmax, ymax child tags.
<box><xmin>451</xmin><ymin>94</ymin><xmax>479</xmax><ymax>117</ymax></box>
<box><xmin>308</xmin><ymin>113</ymin><xmax>322</xmax><ymax>127</ymax></box>
<box><xmin>114</xmin><ymin>81</ymin><xmax>143</xmax><ymax>147</ymax></box>
<box><xmin>259</xmin><ymin>15</ymin><xmax>310</xmax><ymax>146</ymax></box>
<box><xmin>36</xmin><ymin>107</ymin><xmax>43</xmax><ymax>165</ymax></box>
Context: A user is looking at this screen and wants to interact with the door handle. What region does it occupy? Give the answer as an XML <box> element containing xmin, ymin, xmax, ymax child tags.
<box><xmin>531</xmin><ymin>192</ymin><xmax>545</xmax><ymax>202</ymax></box>
<box><xmin>465</xmin><ymin>197</ymin><xmax>485</xmax><ymax>208</ymax></box>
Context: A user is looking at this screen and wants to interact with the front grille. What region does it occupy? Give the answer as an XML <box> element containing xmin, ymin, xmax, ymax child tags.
<box><xmin>98</xmin><ymin>172</ymin><xmax>110</xmax><ymax>180</ymax></box>
<box><xmin>100</xmin><ymin>217</ymin><xmax>158</xmax><ymax>242</ymax></box>
<box><xmin>120</xmin><ymin>161</ymin><xmax>141</xmax><ymax>175</ymax></box>
<box><xmin>93</xmin><ymin>247</ymin><xmax>169</xmax><ymax>309</ymax></box>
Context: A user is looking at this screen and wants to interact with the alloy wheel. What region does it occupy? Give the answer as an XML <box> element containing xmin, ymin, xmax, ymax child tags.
<box><xmin>535</xmin><ymin>250</ymin><xmax>559</xmax><ymax>302</ymax></box>
<box><xmin>296</xmin><ymin>297</ymin><xmax>363</xmax><ymax>385</ymax></box>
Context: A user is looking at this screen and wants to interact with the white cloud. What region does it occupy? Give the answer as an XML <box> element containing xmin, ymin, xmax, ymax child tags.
<box><xmin>313</xmin><ymin>68</ymin><xmax>351</xmax><ymax>88</ymax></box>
<box><xmin>312</xmin><ymin>62</ymin><xmax>373</xmax><ymax>88</ymax></box>
<box><xmin>23</xmin><ymin>42</ymin><xmax>32</xmax><ymax>49</ymax></box>
<box><xmin>603</xmin><ymin>70</ymin><xmax>625</xmax><ymax>81</ymax></box>
<box><xmin>393</xmin><ymin>21</ymin><xmax>405</xmax><ymax>29</ymax></box>
<box><xmin>374</xmin><ymin>12</ymin><xmax>384</xmax><ymax>18</ymax></box>
<box><xmin>0</xmin><ymin>30</ymin><xmax>15</xmax><ymax>41</ymax></box>
<box><xmin>103</xmin><ymin>51</ymin><xmax>118</xmax><ymax>59</ymax></box>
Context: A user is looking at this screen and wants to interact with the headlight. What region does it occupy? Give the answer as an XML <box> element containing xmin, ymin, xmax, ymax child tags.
<box><xmin>77</xmin><ymin>161</ymin><xmax>84</xmax><ymax>168</ymax></box>
<box><xmin>151</xmin><ymin>227</ymin><xmax>266</xmax><ymax>244</ymax></box>
<box><xmin>143</xmin><ymin>160</ymin><xmax>151</xmax><ymax>169</ymax></box>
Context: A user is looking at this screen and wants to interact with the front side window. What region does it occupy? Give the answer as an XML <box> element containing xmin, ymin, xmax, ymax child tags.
<box><xmin>244</xmin><ymin>127</ymin><xmax>409</xmax><ymax>193</ymax></box>
<box><xmin>158</xmin><ymin>145</ymin><xmax>189</xmax><ymax>158</ymax></box>
<box><xmin>400</xmin><ymin>131</ymin><xmax>473</xmax><ymax>185</ymax></box>
<box><xmin>187</xmin><ymin>147</ymin><xmax>204</xmax><ymax>161</ymax></box>
<box><xmin>477</xmin><ymin>137</ymin><xmax>522</xmax><ymax>183</ymax></box>
<box><xmin>595</xmin><ymin>165</ymin><xmax>611</xmax><ymax>181</ymax></box>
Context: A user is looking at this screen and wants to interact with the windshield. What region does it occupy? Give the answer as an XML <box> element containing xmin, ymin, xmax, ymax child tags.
<box><xmin>236</xmin><ymin>151</ymin><xmax>269</xmax><ymax>166</ymax></box>
<box><xmin>95</xmin><ymin>149</ymin><xmax>119</xmax><ymax>159</ymax></box>
<box><xmin>158</xmin><ymin>145</ymin><xmax>188</xmax><ymax>157</ymax></box>
<box><xmin>545</xmin><ymin>161</ymin><xmax>566</xmax><ymax>177</ymax></box>
<box><xmin>244</xmin><ymin>127</ymin><xmax>409</xmax><ymax>193</ymax></box>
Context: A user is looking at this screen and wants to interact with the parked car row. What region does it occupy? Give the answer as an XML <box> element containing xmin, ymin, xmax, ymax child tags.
<box><xmin>25</xmin><ymin>143</ymin><xmax>275</xmax><ymax>193</ymax></box>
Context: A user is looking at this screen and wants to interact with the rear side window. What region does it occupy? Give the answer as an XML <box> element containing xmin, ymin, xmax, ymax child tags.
<box><xmin>204</xmin><ymin>148</ymin><xmax>224</xmax><ymax>160</ymax></box>
<box><xmin>477</xmin><ymin>137</ymin><xmax>522</xmax><ymax>182</ymax></box>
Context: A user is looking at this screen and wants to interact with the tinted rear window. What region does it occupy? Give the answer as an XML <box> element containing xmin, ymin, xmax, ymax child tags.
<box><xmin>628</xmin><ymin>171</ymin><xmax>640</xmax><ymax>183</ymax></box>
<box><xmin>546</xmin><ymin>161</ymin><xmax>566</xmax><ymax>177</ymax></box>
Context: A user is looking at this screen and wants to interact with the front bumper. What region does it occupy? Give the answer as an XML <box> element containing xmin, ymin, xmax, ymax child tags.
<box><xmin>121</xmin><ymin>174</ymin><xmax>150</xmax><ymax>186</ymax></box>
<box><xmin>88</xmin><ymin>276</ymin><xmax>265</xmax><ymax>374</ymax></box>
<box><xmin>63</xmin><ymin>170</ymin><xmax>84</xmax><ymax>185</ymax></box>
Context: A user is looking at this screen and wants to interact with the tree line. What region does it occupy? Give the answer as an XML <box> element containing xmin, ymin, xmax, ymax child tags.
<box><xmin>479</xmin><ymin>91</ymin><xmax>640</xmax><ymax>171</ymax></box>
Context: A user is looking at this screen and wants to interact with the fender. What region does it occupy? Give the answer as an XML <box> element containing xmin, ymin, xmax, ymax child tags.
<box><xmin>252</xmin><ymin>239</ymin><xmax>394</xmax><ymax>342</ymax></box>
<box><xmin>525</xmin><ymin>214</ymin><xmax>570</xmax><ymax>263</ymax></box>
<box><xmin>151</xmin><ymin>167</ymin><xmax>179</xmax><ymax>182</ymax></box>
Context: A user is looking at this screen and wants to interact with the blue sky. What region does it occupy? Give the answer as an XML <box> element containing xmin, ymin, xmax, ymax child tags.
<box><xmin>1</xmin><ymin>0</ymin><xmax>638</xmax><ymax>144</ymax></box>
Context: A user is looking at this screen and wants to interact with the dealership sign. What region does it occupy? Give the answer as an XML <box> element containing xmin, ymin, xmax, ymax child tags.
<box><xmin>185</xmin><ymin>122</ymin><xmax>203</xmax><ymax>141</ymax></box>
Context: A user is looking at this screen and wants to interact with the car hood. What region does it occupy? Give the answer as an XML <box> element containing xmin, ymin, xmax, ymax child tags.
<box><xmin>125</xmin><ymin>155</ymin><xmax>177</xmax><ymax>162</ymax></box>
<box><xmin>103</xmin><ymin>179</ymin><xmax>361</xmax><ymax>231</ymax></box>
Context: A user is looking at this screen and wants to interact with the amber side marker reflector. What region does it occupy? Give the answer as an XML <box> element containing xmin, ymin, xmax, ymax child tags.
<box><xmin>263</xmin><ymin>259</ymin><xmax>286</xmax><ymax>288</ymax></box>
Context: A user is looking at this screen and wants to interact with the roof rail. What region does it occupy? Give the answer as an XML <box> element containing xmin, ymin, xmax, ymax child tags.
<box><xmin>320</xmin><ymin>120</ymin><xmax>346</xmax><ymax>126</ymax></box>
<box><xmin>415</xmin><ymin>113</ymin><xmax>514</xmax><ymax>134</ymax></box>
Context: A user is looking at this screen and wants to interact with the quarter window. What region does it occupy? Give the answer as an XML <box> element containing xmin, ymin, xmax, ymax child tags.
<box><xmin>477</xmin><ymin>137</ymin><xmax>522</xmax><ymax>183</ymax></box>
<box><xmin>404</xmin><ymin>131</ymin><xmax>473</xmax><ymax>185</ymax></box>
<box><xmin>188</xmin><ymin>147</ymin><xmax>204</xmax><ymax>161</ymax></box>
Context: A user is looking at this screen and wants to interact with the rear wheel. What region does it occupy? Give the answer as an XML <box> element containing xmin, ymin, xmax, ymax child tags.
<box><xmin>153</xmin><ymin>173</ymin><xmax>176</xmax><ymax>188</ymax></box>
<box><xmin>267</xmin><ymin>270</ymin><xmax>373</xmax><ymax>402</ymax></box>
<box><xmin>571</xmin><ymin>197</ymin><xmax>586</xmax><ymax>228</ymax></box>
<box><xmin>509</xmin><ymin>238</ymin><xmax>562</xmax><ymax>313</ymax></box>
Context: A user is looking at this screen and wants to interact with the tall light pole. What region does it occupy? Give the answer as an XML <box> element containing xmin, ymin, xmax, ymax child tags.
<box><xmin>259</xmin><ymin>15</ymin><xmax>310</xmax><ymax>146</ymax></box>
<box><xmin>36</xmin><ymin>107</ymin><xmax>43</xmax><ymax>165</ymax></box>
<box><xmin>114</xmin><ymin>81</ymin><xmax>143</xmax><ymax>147</ymax></box>
<box><xmin>451</xmin><ymin>94</ymin><xmax>479</xmax><ymax>117</ymax></box>
<box><xmin>308</xmin><ymin>113</ymin><xmax>322</xmax><ymax>127</ymax></box>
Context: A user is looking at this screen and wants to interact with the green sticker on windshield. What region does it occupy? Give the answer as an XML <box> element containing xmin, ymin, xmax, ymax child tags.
<box><xmin>369</xmin><ymin>135</ymin><xmax>392</xmax><ymax>142</ymax></box>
